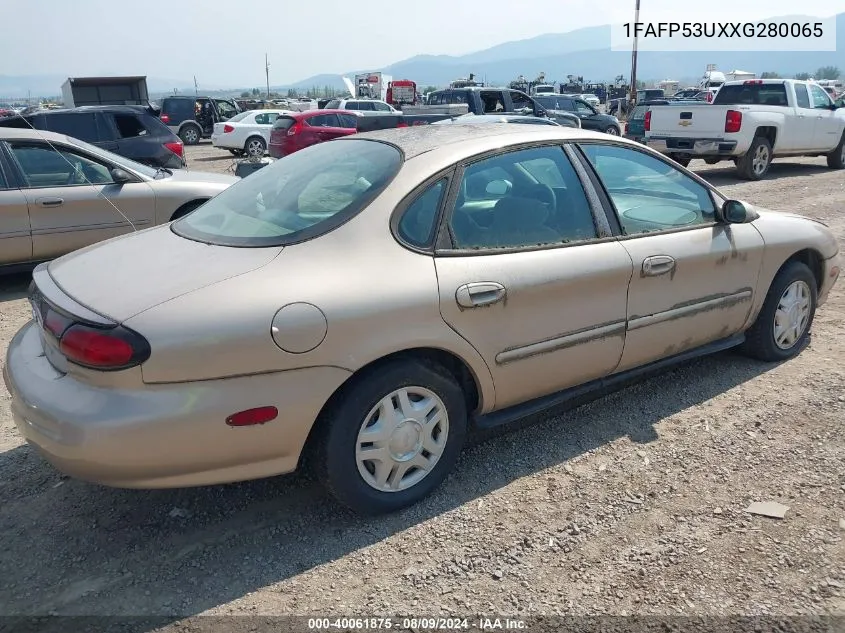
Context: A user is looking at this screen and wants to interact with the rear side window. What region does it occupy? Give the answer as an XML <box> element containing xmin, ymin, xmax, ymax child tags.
<box><xmin>397</xmin><ymin>179</ymin><xmax>446</xmax><ymax>248</ymax></box>
<box><xmin>113</xmin><ymin>114</ymin><xmax>147</xmax><ymax>138</ymax></box>
<box><xmin>713</xmin><ymin>83</ymin><xmax>788</xmax><ymax>106</ymax></box>
<box><xmin>272</xmin><ymin>116</ymin><xmax>297</xmax><ymax>131</ymax></box>
<box><xmin>344</xmin><ymin>102</ymin><xmax>360</xmax><ymax>110</ymax></box>
<box><xmin>162</xmin><ymin>99</ymin><xmax>194</xmax><ymax>120</ymax></box>
<box><xmin>338</xmin><ymin>114</ymin><xmax>358</xmax><ymax>128</ymax></box>
<box><xmin>795</xmin><ymin>85</ymin><xmax>811</xmax><ymax>108</ymax></box>
<box><xmin>0</xmin><ymin>115</ymin><xmax>34</xmax><ymax>129</ymax></box>
<box><xmin>44</xmin><ymin>113</ymin><xmax>99</xmax><ymax>142</ymax></box>
<box><xmin>173</xmin><ymin>139</ymin><xmax>403</xmax><ymax>247</ymax></box>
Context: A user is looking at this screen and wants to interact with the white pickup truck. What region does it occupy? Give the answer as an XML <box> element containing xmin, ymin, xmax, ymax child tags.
<box><xmin>644</xmin><ymin>79</ymin><xmax>845</xmax><ymax>180</ymax></box>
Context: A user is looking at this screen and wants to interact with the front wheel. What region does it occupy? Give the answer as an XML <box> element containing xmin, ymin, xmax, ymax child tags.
<box><xmin>314</xmin><ymin>359</ymin><xmax>468</xmax><ymax>514</ymax></box>
<box><xmin>742</xmin><ymin>261</ymin><xmax>817</xmax><ymax>362</ymax></box>
<box><xmin>604</xmin><ymin>125</ymin><xmax>620</xmax><ymax>135</ymax></box>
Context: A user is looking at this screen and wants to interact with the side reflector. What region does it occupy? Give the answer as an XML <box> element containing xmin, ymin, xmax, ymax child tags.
<box><xmin>226</xmin><ymin>406</ymin><xmax>279</xmax><ymax>427</ymax></box>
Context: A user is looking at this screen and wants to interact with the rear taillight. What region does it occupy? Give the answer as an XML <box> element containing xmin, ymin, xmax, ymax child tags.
<box><xmin>223</xmin><ymin>124</ymin><xmax>234</xmax><ymax>133</ymax></box>
<box><xmin>287</xmin><ymin>122</ymin><xmax>303</xmax><ymax>136</ymax></box>
<box><xmin>644</xmin><ymin>110</ymin><xmax>651</xmax><ymax>132</ymax></box>
<box><xmin>161</xmin><ymin>114</ymin><xmax>170</xmax><ymax>124</ymax></box>
<box><xmin>164</xmin><ymin>141</ymin><xmax>183</xmax><ymax>157</ymax></box>
<box><xmin>725</xmin><ymin>110</ymin><xmax>742</xmax><ymax>133</ymax></box>
<box><xmin>58</xmin><ymin>323</ymin><xmax>151</xmax><ymax>371</ymax></box>
<box><xmin>624</xmin><ymin>121</ymin><xmax>629</xmax><ymax>134</ymax></box>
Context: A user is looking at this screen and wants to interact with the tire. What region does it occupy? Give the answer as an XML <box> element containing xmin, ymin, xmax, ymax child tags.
<box><xmin>313</xmin><ymin>358</ymin><xmax>468</xmax><ymax>515</ymax></box>
<box><xmin>826</xmin><ymin>132</ymin><xmax>845</xmax><ymax>169</ymax></box>
<box><xmin>179</xmin><ymin>124</ymin><xmax>201</xmax><ymax>146</ymax></box>
<box><xmin>604</xmin><ymin>125</ymin><xmax>620</xmax><ymax>135</ymax></box>
<box><xmin>742</xmin><ymin>261</ymin><xmax>817</xmax><ymax>362</ymax></box>
<box><xmin>736</xmin><ymin>136</ymin><xmax>772</xmax><ymax>180</ymax></box>
<box><xmin>244</xmin><ymin>136</ymin><xmax>266</xmax><ymax>157</ymax></box>
<box><xmin>672</xmin><ymin>157</ymin><xmax>691</xmax><ymax>167</ymax></box>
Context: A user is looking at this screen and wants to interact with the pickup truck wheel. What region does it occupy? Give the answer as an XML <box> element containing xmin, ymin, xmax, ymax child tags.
<box><xmin>742</xmin><ymin>261</ymin><xmax>816</xmax><ymax>362</ymax></box>
<box><xmin>736</xmin><ymin>137</ymin><xmax>772</xmax><ymax>180</ymax></box>
<box><xmin>826</xmin><ymin>133</ymin><xmax>845</xmax><ymax>169</ymax></box>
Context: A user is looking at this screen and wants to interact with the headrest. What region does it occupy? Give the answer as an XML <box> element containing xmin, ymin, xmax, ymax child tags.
<box><xmin>492</xmin><ymin>196</ymin><xmax>550</xmax><ymax>230</ymax></box>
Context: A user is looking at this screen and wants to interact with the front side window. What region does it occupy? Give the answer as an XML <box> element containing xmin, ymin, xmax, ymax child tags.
<box><xmin>579</xmin><ymin>143</ymin><xmax>716</xmax><ymax>235</ymax></box>
<box><xmin>449</xmin><ymin>145</ymin><xmax>597</xmax><ymax>250</ymax></box>
<box><xmin>113</xmin><ymin>114</ymin><xmax>147</xmax><ymax>138</ymax></box>
<box><xmin>480</xmin><ymin>91</ymin><xmax>506</xmax><ymax>113</ymax></box>
<box><xmin>215</xmin><ymin>100</ymin><xmax>238</xmax><ymax>119</ymax></box>
<box><xmin>573</xmin><ymin>100</ymin><xmax>594</xmax><ymax>115</ymax></box>
<box><xmin>374</xmin><ymin>102</ymin><xmax>392</xmax><ymax>111</ymax></box>
<box><xmin>173</xmin><ymin>139</ymin><xmax>403</xmax><ymax>247</ymax></box>
<box><xmin>9</xmin><ymin>143</ymin><xmax>115</xmax><ymax>187</ymax></box>
<box><xmin>397</xmin><ymin>179</ymin><xmax>446</xmax><ymax>248</ymax></box>
<box><xmin>809</xmin><ymin>84</ymin><xmax>833</xmax><ymax>108</ymax></box>
<box><xmin>510</xmin><ymin>91</ymin><xmax>532</xmax><ymax>111</ymax></box>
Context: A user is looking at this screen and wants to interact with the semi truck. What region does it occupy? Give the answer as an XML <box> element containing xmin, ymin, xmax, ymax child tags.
<box><xmin>61</xmin><ymin>76</ymin><xmax>149</xmax><ymax>108</ymax></box>
<box><xmin>386</xmin><ymin>79</ymin><xmax>417</xmax><ymax>108</ymax></box>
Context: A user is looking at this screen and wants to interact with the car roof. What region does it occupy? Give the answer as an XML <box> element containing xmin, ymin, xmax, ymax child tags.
<box><xmin>348</xmin><ymin>124</ymin><xmax>618</xmax><ymax>160</ymax></box>
<box><xmin>19</xmin><ymin>105</ymin><xmax>154</xmax><ymax>116</ymax></box>
<box><xmin>287</xmin><ymin>109</ymin><xmax>362</xmax><ymax>118</ymax></box>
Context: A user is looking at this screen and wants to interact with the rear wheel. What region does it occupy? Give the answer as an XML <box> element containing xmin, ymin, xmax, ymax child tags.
<box><xmin>313</xmin><ymin>358</ymin><xmax>468</xmax><ymax>515</ymax></box>
<box><xmin>826</xmin><ymin>132</ymin><xmax>845</xmax><ymax>169</ymax></box>
<box><xmin>244</xmin><ymin>136</ymin><xmax>266</xmax><ymax>157</ymax></box>
<box><xmin>736</xmin><ymin>137</ymin><xmax>772</xmax><ymax>180</ymax></box>
<box><xmin>742</xmin><ymin>261</ymin><xmax>817</xmax><ymax>362</ymax></box>
<box><xmin>180</xmin><ymin>124</ymin><xmax>201</xmax><ymax>146</ymax></box>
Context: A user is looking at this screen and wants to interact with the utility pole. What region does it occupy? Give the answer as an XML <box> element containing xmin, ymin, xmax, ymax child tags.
<box><xmin>194</xmin><ymin>76</ymin><xmax>198</xmax><ymax>95</ymax></box>
<box><xmin>629</xmin><ymin>0</ymin><xmax>641</xmax><ymax>105</ymax></box>
<box><xmin>265</xmin><ymin>53</ymin><xmax>271</xmax><ymax>99</ymax></box>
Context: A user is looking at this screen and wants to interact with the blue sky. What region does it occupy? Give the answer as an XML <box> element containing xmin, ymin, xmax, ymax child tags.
<box><xmin>0</xmin><ymin>0</ymin><xmax>840</xmax><ymax>86</ymax></box>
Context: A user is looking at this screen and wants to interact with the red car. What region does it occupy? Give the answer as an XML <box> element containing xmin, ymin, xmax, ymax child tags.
<box><xmin>269</xmin><ymin>109</ymin><xmax>360</xmax><ymax>158</ymax></box>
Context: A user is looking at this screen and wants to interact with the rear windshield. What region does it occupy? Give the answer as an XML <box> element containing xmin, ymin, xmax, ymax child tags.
<box><xmin>228</xmin><ymin>111</ymin><xmax>251</xmax><ymax>123</ymax></box>
<box><xmin>713</xmin><ymin>83</ymin><xmax>788</xmax><ymax>106</ymax></box>
<box><xmin>272</xmin><ymin>116</ymin><xmax>297</xmax><ymax>130</ymax></box>
<box><xmin>172</xmin><ymin>139</ymin><xmax>403</xmax><ymax>247</ymax></box>
<box><xmin>630</xmin><ymin>106</ymin><xmax>648</xmax><ymax>120</ymax></box>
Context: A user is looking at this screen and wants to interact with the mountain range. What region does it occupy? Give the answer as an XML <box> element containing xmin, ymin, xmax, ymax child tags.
<box><xmin>1</xmin><ymin>12</ymin><xmax>842</xmax><ymax>99</ymax></box>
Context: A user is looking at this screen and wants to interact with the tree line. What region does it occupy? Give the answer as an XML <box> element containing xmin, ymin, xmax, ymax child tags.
<box><xmin>761</xmin><ymin>66</ymin><xmax>840</xmax><ymax>80</ymax></box>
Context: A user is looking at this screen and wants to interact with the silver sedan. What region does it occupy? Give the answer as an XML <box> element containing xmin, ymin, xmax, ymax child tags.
<box><xmin>0</xmin><ymin>127</ymin><xmax>238</xmax><ymax>273</ymax></box>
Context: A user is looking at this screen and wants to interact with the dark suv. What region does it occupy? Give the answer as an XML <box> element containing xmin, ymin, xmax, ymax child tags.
<box><xmin>158</xmin><ymin>96</ymin><xmax>240</xmax><ymax>145</ymax></box>
<box><xmin>0</xmin><ymin>106</ymin><xmax>185</xmax><ymax>168</ymax></box>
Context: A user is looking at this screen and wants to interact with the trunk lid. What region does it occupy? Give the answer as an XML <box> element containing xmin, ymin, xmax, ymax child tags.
<box><xmin>46</xmin><ymin>225</ymin><xmax>282</xmax><ymax>322</ymax></box>
<box><xmin>213</xmin><ymin>122</ymin><xmax>225</xmax><ymax>135</ymax></box>
<box><xmin>647</xmin><ymin>104</ymin><xmax>727</xmax><ymax>138</ymax></box>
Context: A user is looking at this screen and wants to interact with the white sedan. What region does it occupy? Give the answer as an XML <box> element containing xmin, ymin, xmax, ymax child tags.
<box><xmin>211</xmin><ymin>109</ymin><xmax>292</xmax><ymax>157</ymax></box>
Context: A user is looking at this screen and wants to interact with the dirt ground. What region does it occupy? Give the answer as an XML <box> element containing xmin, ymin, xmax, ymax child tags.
<box><xmin>0</xmin><ymin>143</ymin><xmax>844</xmax><ymax>624</ymax></box>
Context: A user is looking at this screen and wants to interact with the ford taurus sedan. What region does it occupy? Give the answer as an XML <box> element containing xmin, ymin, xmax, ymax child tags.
<box><xmin>0</xmin><ymin>128</ymin><xmax>238</xmax><ymax>273</ymax></box>
<box><xmin>4</xmin><ymin>125</ymin><xmax>840</xmax><ymax>515</ymax></box>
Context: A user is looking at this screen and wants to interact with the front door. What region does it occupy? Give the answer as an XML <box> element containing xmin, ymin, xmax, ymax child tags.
<box><xmin>6</xmin><ymin>140</ymin><xmax>156</xmax><ymax>260</ymax></box>
<box><xmin>0</xmin><ymin>162</ymin><xmax>31</xmax><ymax>265</ymax></box>
<box><xmin>808</xmin><ymin>83</ymin><xmax>843</xmax><ymax>151</ymax></box>
<box><xmin>434</xmin><ymin>144</ymin><xmax>633</xmax><ymax>410</ymax></box>
<box><xmin>578</xmin><ymin>142</ymin><xmax>765</xmax><ymax>372</ymax></box>
<box><xmin>572</xmin><ymin>99</ymin><xmax>601</xmax><ymax>130</ymax></box>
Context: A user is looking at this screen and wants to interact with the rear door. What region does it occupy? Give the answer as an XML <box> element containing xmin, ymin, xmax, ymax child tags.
<box><xmin>5</xmin><ymin>140</ymin><xmax>156</xmax><ymax>260</ymax></box>
<box><xmin>434</xmin><ymin>144</ymin><xmax>632</xmax><ymax>409</ymax></box>
<box><xmin>0</xmin><ymin>151</ymin><xmax>31</xmax><ymax>265</ymax></box>
<box><xmin>479</xmin><ymin>90</ymin><xmax>508</xmax><ymax>113</ymax></box>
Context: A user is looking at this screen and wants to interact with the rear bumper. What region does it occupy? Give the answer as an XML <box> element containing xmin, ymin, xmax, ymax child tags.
<box><xmin>4</xmin><ymin>321</ymin><xmax>351</xmax><ymax>488</ymax></box>
<box><xmin>646</xmin><ymin>136</ymin><xmax>738</xmax><ymax>157</ymax></box>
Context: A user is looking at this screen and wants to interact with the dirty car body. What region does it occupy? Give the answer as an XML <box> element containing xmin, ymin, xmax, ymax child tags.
<box><xmin>4</xmin><ymin>125</ymin><xmax>840</xmax><ymax>514</ymax></box>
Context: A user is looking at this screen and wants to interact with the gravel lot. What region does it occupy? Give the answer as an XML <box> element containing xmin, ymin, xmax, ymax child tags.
<box><xmin>1</xmin><ymin>143</ymin><xmax>844</xmax><ymax>624</ymax></box>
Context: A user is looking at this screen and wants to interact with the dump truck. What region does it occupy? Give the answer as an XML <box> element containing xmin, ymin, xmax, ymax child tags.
<box><xmin>61</xmin><ymin>76</ymin><xmax>150</xmax><ymax>108</ymax></box>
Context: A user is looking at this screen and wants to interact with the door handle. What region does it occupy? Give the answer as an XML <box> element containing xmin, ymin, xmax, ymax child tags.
<box><xmin>642</xmin><ymin>255</ymin><xmax>676</xmax><ymax>277</ymax></box>
<box><xmin>36</xmin><ymin>197</ymin><xmax>64</xmax><ymax>207</ymax></box>
<box><xmin>455</xmin><ymin>282</ymin><xmax>506</xmax><ymax>308</ymax></box>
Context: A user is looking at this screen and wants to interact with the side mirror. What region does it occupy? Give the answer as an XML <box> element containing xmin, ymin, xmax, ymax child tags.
<box><xmin>721</xmin><ymin>199</ymin><xmax>758</xmax><ymax>223</ymax></box>
<box><xmin>110</xmin><ymin>167</ymin><xmax>133</xmax><ymax>184</ymax></box>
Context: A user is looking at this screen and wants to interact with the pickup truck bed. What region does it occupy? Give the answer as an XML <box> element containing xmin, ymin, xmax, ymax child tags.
<box><xmin>644</xmin><ymin>79</ymin><xmax>845</xmax><ymax>180</ymax></box>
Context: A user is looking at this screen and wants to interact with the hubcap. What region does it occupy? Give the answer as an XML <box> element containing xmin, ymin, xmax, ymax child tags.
<box><xmin>185</xmin><ymin>129</ymin><xmax>198</xmax><ymax>143</ymax></box>
<box><xmin>773</xmin><ymin>280</ymin><xmax>811</xmax><ymax>350</ymax></box>
<box><xmin>355</xmin><ymin>386</ymin><xmax>449</xmax><ymax>493</ymax></box>
<box><xmin>247</xmin><ymin>140</ymin><xmax>264</xmax><ymax>156</ymax></box>
<box><xmin>752</xmin><ymin>144</ymin><xmax>770</xmax><ymax>175</ymax></box>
